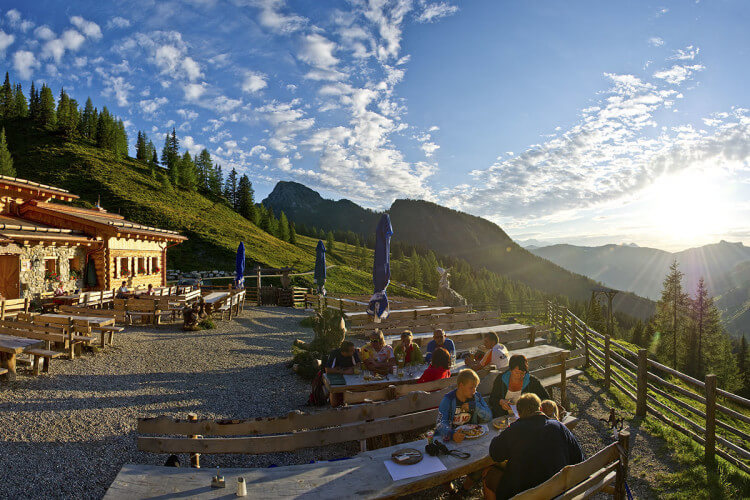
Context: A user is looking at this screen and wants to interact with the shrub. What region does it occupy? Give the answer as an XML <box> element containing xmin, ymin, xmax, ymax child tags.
<box><xmin>299</xmin><ymin>315</ymin><xmax>315</xmax><ymax>328</ymax></box>
<box><xmin>198</xmin><ymin>318</ymin><xmax>215</xmax><ymax>330</ymax></box>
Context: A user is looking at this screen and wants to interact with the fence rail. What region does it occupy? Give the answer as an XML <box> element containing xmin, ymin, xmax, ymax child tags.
<box><xmin>546</xmin><ymin>301</ymin><xmax>750</xmax><ymax>475</ymax></box>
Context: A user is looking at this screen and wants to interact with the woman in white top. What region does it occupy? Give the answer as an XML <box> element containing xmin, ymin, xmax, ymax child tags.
<box><xmin>488</xmin><ymin>354</ymin><xmax>551</xmax><ymax>418</ymax></box>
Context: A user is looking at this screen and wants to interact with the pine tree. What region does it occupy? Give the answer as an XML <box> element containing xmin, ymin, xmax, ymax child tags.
<box><xmin>179</xmin><ymin>151</ymin><xmax>197</xmax><ymax>190</ymax></box>
<box><xmin>149</xmin><ymin>148</ymin><xmax>159</xmax><ymax>178</ymax></box>
<box><xmin>326</xmin><ymin>231</ymin><xmax>335</xmax><ymax>254</ymax></box>
<box><xmin>13</xmin><ymin>84</ymin><xmax>27</xmax><ymax>118</ymax></box>
<box><xmin>631</xmin><ymin>320</ymin><xmax>644</xmax><ymax>347</ymax></box>
<box><xmin>195</xmin><ymin>149</ymin><xmax>213</xmax><ymax>193</ymax></box>
<box><xmin>209</xmin><ymin>164</ymin><xmax>223</xmax><ymax>197</ymax></box>
<box><xmin>135</xmin><ymin>131</ymin><xmax>147</xmax><ymax>160</ymax></box>
<box><xmin>224</xmin><ymin>168</ymin><xmax>238</xmax><ymax>208</ymax></box>
<box><xmin>28</xmin><ymin>81</ymin><xmax>38</xmax><ymax>120</ymax></box>
<box><xmin>0</xmin><ymin>72</ymin><xmax>13</xmax><ymax>119</ymax></box>
<box><xmin>289</xmin><ymin>221</ymin><xmax>297</xmax><ymax>244</ymax></box>
<box><xmin>257</xmin><ymin>204</ymin><xmax>270</xmax><ymax>232</ymax></box>
<box><xmin>687</xmin><ymin>278</ymin><xmax>712</xmax><ymax>376</ymax></box>
<box><xmin>656</xmin><ymin>260</ymin><xmax>689</xmax><ymax>370</ymax></box>
<box><xmin>0</xmin><ymin>128</ymin><xmax>16</xmax><ymax>177</ymax></box>
<box><xmin>739</xmin><ymin>337</ymin><xmax>748</xmax><ymax>395</ymax></box>
<box><xmin>585</xmin><ymin>296</ymin><xmax>606</xmax><ymax>334</ymax></box>
<box><xmin>644</xmin><ymin>321</ymin><xmax>656</xmax><ymax>351</ymax></box>
<box><xmin>57</xmin><ymin>88</ymin><xmax>70</xmax><ymax>133</ymax></box>
<box><xmin>279</xmin><ymin>211</ymin><xmax>290</xmax><ymax>242</ymax></box>
<box><xmin>236</xmin><ymin>175</ymin><xmax>254</xmax><ymax>220</ymax></box>
<box><xmin>161</xmin><ymin>130</ymin><xmax>180</xmax><ymax>184</ymax></box>
<box><xmin>81</xmin><ymin>97</ymin><xmax>95</xmax><ymax>139</ymax></box>
<box><xmin>39</xmin><ymin>84</ymin><xmax>56</xmax><ymax>127</ymax></box>
<box><xmin>96</xmin><ymin>107</ymin><xmax>114</xmax><ymax>150</ymax></box>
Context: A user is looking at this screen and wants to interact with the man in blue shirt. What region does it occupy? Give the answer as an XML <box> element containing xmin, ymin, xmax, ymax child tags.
<box><xmin>424</xmin><ymin>328</ymin><xmax>455</xmax><ymax>363</ymax></box>
<box><xmin>484</xmin><ymin>393</ymin><xmax>583</xmax><ymax>499</ymax></box>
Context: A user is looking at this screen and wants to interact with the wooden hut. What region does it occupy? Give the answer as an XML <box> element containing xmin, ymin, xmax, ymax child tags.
<box><xmin>0</xmin><ymin>175</ymin><xmax>186</xmax><ymax>299</ymax></box>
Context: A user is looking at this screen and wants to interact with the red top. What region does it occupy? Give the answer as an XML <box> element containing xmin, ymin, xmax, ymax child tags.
<box><xmin>417</xmin><ymin>365</ymin><xmax>451</xmax><ymax>383</ymax></box>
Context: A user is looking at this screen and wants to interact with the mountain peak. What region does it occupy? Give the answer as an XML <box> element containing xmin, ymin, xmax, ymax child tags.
<box><xmin>263</xmin><ymin>181</ymin><xmax>324</xmax><ymax>210</ymax></box>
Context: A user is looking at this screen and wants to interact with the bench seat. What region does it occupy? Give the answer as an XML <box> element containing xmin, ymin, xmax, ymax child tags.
<box><xmin>25</xmin><ymin>348</ymin><xmax>63</xmax><ymax>375</ymax></box>
<box><xmin>540</xmin><ymin>368</ymin><xmax>584</xmax><ymax>388</ymax></box>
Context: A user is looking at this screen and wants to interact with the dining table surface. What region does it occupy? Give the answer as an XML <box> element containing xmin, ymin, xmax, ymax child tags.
<box><xmin>202</xmin><ymin>292</ymin><xmax>230</xmax><ymax>304</ymax></box>
<box><xmin>38</xmin><ymin>313</ymin><xmax>116</xmax><ymax>327</ymax></box>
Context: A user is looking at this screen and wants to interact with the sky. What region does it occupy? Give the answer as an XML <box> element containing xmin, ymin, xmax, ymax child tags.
<box><xmin>0</xmin><ymin>0</ymin><xmax>748</xmax><ymax>252</ymax></box>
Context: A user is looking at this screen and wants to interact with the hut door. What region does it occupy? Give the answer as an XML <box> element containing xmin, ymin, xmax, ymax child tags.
<box><xmin>0</xmin><ymin>255</ymin><xmax>19</xmax><ymax>299</ymax></box>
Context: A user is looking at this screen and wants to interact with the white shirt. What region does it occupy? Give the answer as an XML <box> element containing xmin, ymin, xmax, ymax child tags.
<box><xmin>482</xmin><ymin>343</ymin><xmax>510</xmax><ymax>370</ymax></box>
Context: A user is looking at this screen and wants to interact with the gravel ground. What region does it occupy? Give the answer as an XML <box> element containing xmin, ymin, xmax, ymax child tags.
<box><xmin>0</xmin><ymin>307</ymin><xmax>678</xmax><ymax>499</ymax></box>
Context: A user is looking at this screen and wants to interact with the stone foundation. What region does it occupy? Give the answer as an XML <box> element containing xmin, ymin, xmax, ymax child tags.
<box><xmin>15</xmin><ymin>244</ymin><xmax>87</xmax><ymax>298</ymax></box>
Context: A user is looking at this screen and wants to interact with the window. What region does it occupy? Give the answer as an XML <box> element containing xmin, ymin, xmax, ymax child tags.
<box><xmin>120</xmin><ymin>257</ymin><xmax>129</xmax><ymax>278</ymax></box>
<box><xmin>151</xmin><ymin>257</ymin><xmax>160</xmax><ymax>274</ymax></box>
<box><xmin>69</xmin><ymin>257</ymin><xmax>81</xmax><ymax>280</ymax></box>
<box><xmin>44</xmin><ymin>258</ymin><xmax>58</xmax><ymax>280</ymax></box>
<box><xmin>138</xmin><ymin>257</ymin><xmax>146</xmax><ymax>275</ymax></box>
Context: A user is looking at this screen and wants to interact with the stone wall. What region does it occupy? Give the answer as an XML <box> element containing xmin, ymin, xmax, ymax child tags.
<box><xmin>17</xmin><ymin>244</ymin><xmax>87</xmax><ymax>298</ymax></box>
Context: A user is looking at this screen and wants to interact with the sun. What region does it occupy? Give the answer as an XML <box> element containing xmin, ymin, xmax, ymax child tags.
<box><xmin>645</xmin><ymin>169</ymin><xmax>732</xmax><ymax>245</ymax></box>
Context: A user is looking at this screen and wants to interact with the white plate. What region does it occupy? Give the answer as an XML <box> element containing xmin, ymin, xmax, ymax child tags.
<box><xmin>455</xmin><ymin>424</ymin><xmax>488</xmax><ymax>439</ymax></box>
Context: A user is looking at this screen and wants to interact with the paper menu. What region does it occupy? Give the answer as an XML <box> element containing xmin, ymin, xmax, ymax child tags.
<box><xmin>384</xmin><ymin>454</ymin><xmax>447</xmax><ymax>481</ymax></box>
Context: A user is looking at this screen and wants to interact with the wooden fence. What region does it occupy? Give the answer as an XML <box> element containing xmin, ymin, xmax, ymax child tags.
<box><xmin>547</xmin><ymin>301</ymin><xmax>750</xmax><ymax>474</ymax></box>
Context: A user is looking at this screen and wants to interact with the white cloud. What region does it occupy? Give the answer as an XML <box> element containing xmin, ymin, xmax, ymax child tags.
<box><xmin>648</xmin><ymin>37</ymin><xmax>664</xmax><ymax>47</ymax></box>
<box><xmin>0</xmin><ymin>30</ymin><xmax>14</xmax><ymax>57</ymax></box>
<box><xmin>298</xmin><ymin>33</ymin><xmax>338</xmax><ymax>69</ymax></box>
<box><xmin>12</xmin><ymin>50</ymin><xmax>38</xmax><ymax>79</ymax></box>
<box><xmin>98</xmin><ymin>70</ymin><xmax>133</xmax><ymax>106</ymax></box>
<box><xmin>34</xmin><ymin>25</ymin><xmax>55</xmax><ymax>41</ymax></box>
<box><xmin>41</xmin><ymin>39</ymin><xmax>65</xmax><ymax>63</ymax></box>
<box><xmin>61</xmin><ymin>29</ymin><xmax>85</xmax><ymax>51</ymax></box>
<box><xmin>182</xmin><ymin>135</ymin><xmax>204</xmax><ymax>155</ymax></box>
<box><xmin>250</xmin><ymin>0</ymin><xmax>307</xmax><ymax>34</ymax></box>
<box><xmin>213</xmin><ymin>95</ymin><xmax>242</xmax><ymax>112</ymax></box>
<box><xmin>70</xmin><ymin>16</ymin><xmax>102</xmax><ymax>40</ymax></box>
<box><xmin>429</xmin><ymin>125</ymin><xmax>440</xmax><ymax>132</ymax></box>
<box><xmin>177</xmin><ymin>108</ymin><xmax>199</xmax><ymax>120</ymax></box>
<box><xmin>183</xmin><ymin>82</ymin><xmax>207</xmax><ymax>100</ymax></box>
<box><xmin>249</xmin><ymin>145</ymin><xmax>266</xmax><ymax>156</ymax></box>
<box><xmin>5</xmin><ymin>9</ymin><xmax>21</xmax><ymax>25</ymax></box>
<box><xmin>653</xmin><ymin>64</ymin><xmax>704</xmax><ymax>85</ymax></box>
<box><xmin>669</xmin><ymin>45</ymin><xmax>699</xmax><ymax>61</ymax></box>
<box><xmin>417</xmin><ymin>1</ymin><xmax>459</xmax><ymax>23</ymax></box>
<box><xmin>242</xmin><ymin>71</ymin><xmax>267</xmax><ymax>93</ymax></box>
<box><xmin>107</xmin><ymin>16</ymin><xmax>131</xmax><ymax>29</ymax></box>
<box><xmin>139</xmin><ymin>96</ymin><xmax>168</xmax><ymax>115</ymax></box>
<box><xmin>182</xmin><ymin>57</ymin><xmax>202</xmax><ymax>81</ymax></box>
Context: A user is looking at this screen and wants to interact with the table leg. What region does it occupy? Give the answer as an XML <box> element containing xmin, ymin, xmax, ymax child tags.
<box><xmin>1</xmin><ymin>352</ymin><xmax>17</xmax><ymax>381</ymax></box>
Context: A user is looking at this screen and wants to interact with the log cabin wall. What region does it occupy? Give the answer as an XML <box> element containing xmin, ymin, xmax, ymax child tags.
<box><xmin>107</xmin><ymin>237</ymin><xmax>167</xmax><ymax>290</ymax></box>
<box><xmin>0</xmin><ymin>242</ymin><xmax>87</xmax><ymax>298</ymax></box>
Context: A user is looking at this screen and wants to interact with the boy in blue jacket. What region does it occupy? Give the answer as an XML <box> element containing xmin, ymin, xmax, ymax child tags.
<box><xmin>436</xmin><ymin>368</ymin><xmax>492</xmax><ymax>443</ymax></box>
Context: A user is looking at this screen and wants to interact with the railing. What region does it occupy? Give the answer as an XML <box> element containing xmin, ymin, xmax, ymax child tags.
<box><xmin>547</xmin><ymin>301</ymin><xmax>750</xmax><ymax>475</ymax></box>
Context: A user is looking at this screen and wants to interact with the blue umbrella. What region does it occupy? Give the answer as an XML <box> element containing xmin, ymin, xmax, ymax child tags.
<box><xmin>368</xmin><ymin>214</ymin><xmax>393</xmax><ymax>320</ymax></box>
<box><xmin>314</xmin><ymin>240</ymin><xmax>327</xmax><ymax>294</ymax></box>
<box><xmin>235</xmin><ymin>242</ymin><xmax>245</xmax><ymax>288</ymax></box>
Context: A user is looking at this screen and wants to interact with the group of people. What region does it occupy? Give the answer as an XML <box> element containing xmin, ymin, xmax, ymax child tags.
<box><xmin>116</xmin><ymin>282</ymin><xmax>156</xmax><ymax>299</ymax></box>
<box><xmin>322</xmin><ymin>327</ymin><xmax>583</xmax><ymax>498</ymax></box>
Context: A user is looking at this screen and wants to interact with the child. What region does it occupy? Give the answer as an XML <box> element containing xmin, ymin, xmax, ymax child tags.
<box><xmin>436</xmin><ymin>369</ymin><xmax>492</xmax><ymax>443</ymax></box>
<box><xmin>541</xmin><ymin>399</ymin><xmax>559</xmax><ymax>421</ymax></box>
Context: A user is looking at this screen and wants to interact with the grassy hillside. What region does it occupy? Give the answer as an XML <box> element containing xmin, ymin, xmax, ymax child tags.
<box><xmin>1</xmin><ymin>119</ymin><xmax>430</xmax><ymax>299</ymax></box>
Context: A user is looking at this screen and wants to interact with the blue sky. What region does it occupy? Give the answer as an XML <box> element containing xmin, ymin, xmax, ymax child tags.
<box><xmin>0</xmin><ymin>0</ymin><xmax>748</xmax><ymax>252</ymax></box>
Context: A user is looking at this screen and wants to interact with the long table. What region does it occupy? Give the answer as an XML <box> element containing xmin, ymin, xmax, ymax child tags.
<box><xmin>0</xmin><ymin>333</ymin><xmax>43</xmax><ymax>381</ymax></box>
<box><xmin>105</xmin><ymin>416</ymin><xmax>577</xmax><ymax>499</ymax></box>
<box><xmin>39</xmin><ymin>313</ymin><xmax>118</xmax><ymax>346</ymax></box>
<box><xmin>385</xmin><ymin>323</ymin><xmax>531</xmax><ymax>347</ymax></box>
<box><xmin>324</xmin><ymin>344</ymin><xmax>565</xmax><ymax>395</ymax></box>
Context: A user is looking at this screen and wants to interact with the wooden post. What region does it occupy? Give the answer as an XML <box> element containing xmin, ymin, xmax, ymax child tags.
<box><xmin>188</xmin><ymin>413</ymin><xmax>200</xmax><ymax>468</ymax></box>
<box><xmin>256</xmin><ymin>268</ymin><xmax>262</xmax><ymax>306</ymax></box>
<box><xmin>582</xmin><ymin>323</ymin><xmax>589</xmax><ymax>368</ymax></box>
<box><xmin>529</xmin><ymin>326</ymin><xmax>536</xmax><ymax>347</ymax></box>
<box><xmin>560</xmin><ymin>350</ymin><xmax>569</xmax><ymax>409</ymax></box>
<box><xmin>615</xmin><ymin>430</ymin><xmax>631</xmax><ymax>500</ymax></box>
<box><xmin>604</xmin><ymin>335</ymin><xmax>611</xmax><ymax>389</ymax></box>
<box><xmin>571</xmin><ymin>317</ymin><xmax>578</xmax><ymax>348</ymax></box>
<box><xmin>705</xmin><ymin>374</ymin><xmax>717</xmax><ymax>465</ymax></box>
<box><xmin>636</xmin><ymin>349</ymin><xmax>648</xmax><ymax>417</ymax></box>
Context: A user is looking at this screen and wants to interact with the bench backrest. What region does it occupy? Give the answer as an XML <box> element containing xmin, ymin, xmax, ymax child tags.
<box><xmin>511</xmin><ymin>432</ymin><xmax>630</xmax><ymax>499</ymax></box>
<box><xmin>0</xmin><ymin>320</ymin><xmax>67</xmax><ymax>342</ymax></box>
<box><xmin>58</xmin><ymin>305</ymin><xmax>117</xmax><ymax>319</ymax></box>
<box><xmin>138</xmin><ymin>389</ymin><xmax>448</xmax><ymax>456</ymax></box>
<box><xmin>0</xmin><ymin>298</ymin><xmax>29</xmax><ymax>319</ymax></box>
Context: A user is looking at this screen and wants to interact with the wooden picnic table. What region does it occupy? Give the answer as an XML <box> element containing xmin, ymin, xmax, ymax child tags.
<box><xmin>202</xmin><ymin>292</ymin><xmax>229</xmax><ymax>305</ymax></box>
<box><xmin>105</xmin><ymin>415</ymin><xmax>577</xmax><ymax>499</ymax></box>
<box><xmin>344</xmin><ymin>306</ymin><xmax>456</xmax><ymax>322</ymax></box>
<box><xmin>324</xmin><ymin>344</ymin><xmax>565</xmax><ymax>395</ymax></box>
<box><xmin>39</xmin><ymin>313</ymin><xmax>116</xmax><ymax>328</ymax></box>
<box><xmin>0</xmin><ymin>333</ymin><xmax>44</xmax><ymax>381</ymax></box>
<box><xmin>385</xmin><ymin>323</ymin><xmax>531</xmax><ymax>346</ymax></box>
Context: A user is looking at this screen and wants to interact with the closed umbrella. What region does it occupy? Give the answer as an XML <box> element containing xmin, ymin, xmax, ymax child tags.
<box><xmin>235</xmin><ymin>242</ymin><xmax>245</xmax><ymax>288</ymax></box>
<box><xmin>85</xmin><ymin>257</ymin><xmax>98</xmax><ymax>288</ymax></box>
<box><xmin>314</xmin><ymin>240</ymin><xmax>326</xmax><ymax>295</ymax></box>
<box><xmin>367</xmin><ymin>214</ymin><xmax>393</xmax><ymax>321</ymax></box>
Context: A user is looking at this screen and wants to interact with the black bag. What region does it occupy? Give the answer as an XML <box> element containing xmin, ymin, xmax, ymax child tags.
<box><xmin>306</xmin><ymin>369</ymin><xmax>328</xmax><ymax>406</ymax></box>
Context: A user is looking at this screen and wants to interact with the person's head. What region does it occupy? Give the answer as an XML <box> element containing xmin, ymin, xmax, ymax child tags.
<box><xmin>517</xmin><ymin>393</ymin><xmax>543</xmax><ymax>418</ymax></box>
<box><xmin>121</xmin><ymin>281</ymin><xmax>127</xmax><ymax>287</ymax></box>
<box><xmin>456</xmin><ymin>368</ymin><xmax>480</xmax><ymax>399</ymax></box>
<box><xmin>508</xmin><ymin>354</ymin><xmax>529</xmax><ymax>381</ymax></box>
<box><xmin>431</xmin><ymin>347</ymin><xmax>451</xmax><ymax>370</ymax></box>
<box><xmin>339</xmin><ymin>340</ymin><xmax>355</xmax><ymax>357</ymax></box>
<box><xmin>147</xmin><ymin>284</ymin><xmax>153</xmax><ymax>290</ymax></box>
<box><xmin>370</xmin><ymin>330</ymin><xmax>385</xmax><ymax>349</ymax></box>
<box><xmin>483</xmin><ymin>331</ymin><xmax>499</xmax><ymax>349</ymax></box>
<box><xmin>433</xmin><ymin>328</ymin><xmax>446</xmax><ymax>346</ymax></box>
<box><xmin>541</xmin><ymin>400</ymin><xmax>559</xmax><ymax>420</ymax></box>
<box><xmin>401</xmin><ymin>330</ymin><xmax>413</xmax><ymax>347</ymax></box>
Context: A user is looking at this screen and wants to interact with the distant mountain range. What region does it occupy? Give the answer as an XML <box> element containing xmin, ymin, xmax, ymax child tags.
<box><xmin>263</xmin><ymin>181</ymin><xmax>656</xmax><ymax>320</ymax></box>
<box><xmin>530</xmin><ymin>242</ymin><xmax>750</xmax><ymax>338</ymax></box>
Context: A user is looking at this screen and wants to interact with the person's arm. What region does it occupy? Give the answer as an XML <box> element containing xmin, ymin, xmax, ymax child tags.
<box><xmin>564</xmin><ymin>426</ymin><xmax>584</xmax><ymax>464</ymax></box>
<box><xmin>478</xmin><ymin>350</ymin><xmax>492</xmax><ymax>368</ymax></box>
<box><xmin>473</xmin><ymin>393</ymin><xmax>493</xmax><ymax>423</ymax></box>
<box><xmin>435</xmin><ymin>396</ymin><xmax>454</xmax><ymax>440</ymax></box>
<box><xmin>488</xmin><ymin>432</ymin><xmax>511</xmax><ymax>463</ymax></box>
<box><xmin>413</xmin><ymin>344</ymin><xmax>424</xmax><ymax>364</ymax></box>
<box><xmin>424</xmin><ymin>340</ymin><xmax>434</xmax><ymax>362</ymax></box>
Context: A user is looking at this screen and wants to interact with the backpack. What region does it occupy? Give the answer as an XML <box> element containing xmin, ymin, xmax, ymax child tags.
<box><xmin>307</xmin><ymin>369</ymin><xmax>329</xmax><ymax>406</ymax></box>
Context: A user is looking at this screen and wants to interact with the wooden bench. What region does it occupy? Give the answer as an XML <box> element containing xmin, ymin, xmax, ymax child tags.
<box><xmin>0</xmin><ymin>323</ymin><xmax>66</xmax><ymax>375</ymax></box>
<box><xmin>0</xmin><ymin>298</ymin><xmax>30</xmax><ymax>320</ymax></box>
<box><xmin>115</xmin><ymin>298</ymin><xmax>172</xmax><ymax>325</ymax></box>
<box><xmin>27</xmin><ymin>315</ymin><xmax>96</xmax><ymax>358</ymax></box>
<box><xmin>512</xmin><ymin>431</ymin><xmax>631</xmax><ymax>499</ymax></box>
<box><xmin>25</xmin><ymin>347</ymin><xmax>63</xmax><ymax>375</ymax></box>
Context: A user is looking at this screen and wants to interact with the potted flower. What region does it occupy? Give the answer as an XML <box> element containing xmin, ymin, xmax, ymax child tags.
<box><xmin>121</xmin><ymin>270</ymin><xmax>130</xmax><ymax>278</ymax></box>
<box><xmin>45</xmin><ymin>270</ymin><xmax>59</xmax><ymax>282</ymax></box>
<box><xmin>69</xmin><ymin>269</ymin><xmax>82</xmax><ymax>281</ymax></box>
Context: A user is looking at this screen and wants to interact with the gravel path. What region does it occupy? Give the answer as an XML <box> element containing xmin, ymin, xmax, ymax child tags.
<box><xmin>1</xmin><ymin>307</ymin><xmax>680</xmax><ymax>499</ymax></box>
<box><xmin>0</xmin><ymin>306</ymin><xmax>323</xmax><ymax>499</ymax></box>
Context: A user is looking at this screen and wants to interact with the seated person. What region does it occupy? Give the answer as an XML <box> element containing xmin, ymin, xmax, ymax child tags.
<box><xmin>417</xmin><ymin>346</ymin><xmax>452</xmax><ymax>383</ymax></box>
<box><xmin>116</xmin><ymin>281</ymin><xmax>130</xmax><ymax>298</ymax></box>
<box><xmin>425</xmin><ymin>328</ymin><xmax>455</xmax><ymax>363</ymax></box>
<box><xmin>484</xmin><ymin>393</ymin><xmax>583</xmax><ymax>500</ymax></box>
<box><xmin>361</xmin><ymin>330</ymin><xmax>395</xmax><ymax>375</ymax></box>
<box><xmin>489</xmin><ymin>354</ymin><xmax>549</xmax><ymax>418</ymax></box>
<box><xmin>144</xmin><ymin>284</ymin><xmax>155</xmax><ymax>296</ymax></box>
<box><xmin>394</xmin><ymin>330</ymin><xmax>424</xmax><ymax>364</ymax></box>
<box><xmin>436</xmin><ymin>369</ymin><xmax>492</xmax><ymax>443</ymax></box>
<box><xmin>465</xmin><ymin>332</ymin><xmax>509</xmax><ymax>371</ymax></box>
<box><xmin>541</xmin><ymin>399</ymin><xmax>560</xmax><ymax>421</ymax></box>
<box><xmin>473</xmin><ymin>349</ymin><xmax>485</xmax><ymax>363</ymax></box>
<box><xmin>53</xmin><ymin>282</ymin><xmax>66</xmax><ymax>296</ymax></box>
<box><xmin>324</xmin><ymin>340</ymin><xmax>361</xmax><ymax>406</ymax></box>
